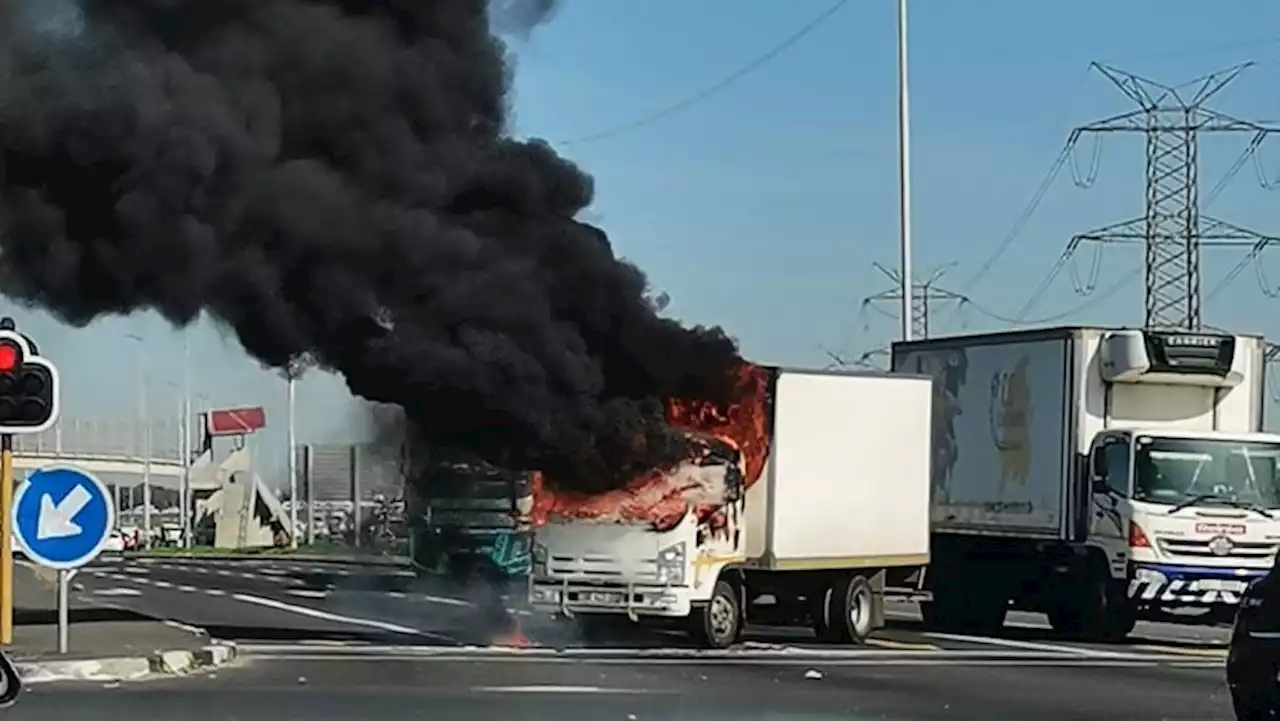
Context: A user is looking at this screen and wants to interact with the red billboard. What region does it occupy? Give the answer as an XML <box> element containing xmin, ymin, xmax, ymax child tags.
<box><xmin>206</xmin><ymin>406</ymin><xmax>267</xmax><ymax>436</ymax></box>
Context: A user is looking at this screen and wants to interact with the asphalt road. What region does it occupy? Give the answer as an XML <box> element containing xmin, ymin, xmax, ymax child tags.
<box><xmin>70</xmin><ymin>555</ymin><xmax>1236</xmax><ymax>659</ymax></box>
<box><xmin>26</xmin><ymin>555</ymin><xmax>1241</xmax><ymax>719</ymax></box>
<box><xmin>9</xmin><ymin>653</ymin><xmax>1235</xmax><ymax>721</ymax></box>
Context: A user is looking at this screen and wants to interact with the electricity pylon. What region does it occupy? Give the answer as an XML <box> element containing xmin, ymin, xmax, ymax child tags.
<box><xmin>862</xmin><ymin>262</ymin><xmax>968</xmax><ymax>340</ymax></box>
<box><xmin>1067</xmin><ymin>62</ymin><xmax>1280</xmax><ymax>330</ymax></box>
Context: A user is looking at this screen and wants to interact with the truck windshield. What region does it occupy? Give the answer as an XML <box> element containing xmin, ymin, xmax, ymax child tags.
<box><xmin>1133</xmin><ymin>436</ymin><xmax>1280</xmax><ymax>509</ymax></box>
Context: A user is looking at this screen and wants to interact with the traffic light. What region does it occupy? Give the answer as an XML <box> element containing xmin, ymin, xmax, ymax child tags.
<box><xmin>0</xmin><ymin>329</ymin><xmax>59</xmax><ymax>434</ymax></box>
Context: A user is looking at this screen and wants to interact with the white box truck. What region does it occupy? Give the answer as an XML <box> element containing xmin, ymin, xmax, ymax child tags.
<box><xmin>892</xmin><ymin>326</ymin><xmax>1280</xmax><ymax>641</ymax></box>
<box><xmin>528</xmin><ymin>367</ymin><xmax>933</xmax><ymax>648</ymax></box>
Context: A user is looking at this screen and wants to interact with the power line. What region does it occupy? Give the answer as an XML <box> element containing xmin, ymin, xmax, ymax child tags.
<box><xmin>954</xmin><ymin>65</ymin><xmax>1096</xmax><ymax>297</ymax></box>
<box><xmin>861</xmin><ymin>263</ymin><xmax>968</xmax><ymax>340</ymax></box>
<box><xmin>1013</xmin><ymin>62</ymin><xmax>1280</xmax><ymax>330</ymax></box>
<box><xmin>966</xmin><ymin>267</ymin><xmax>1140</xmax><ymax>326</ymax></box>
<box><xmin>556</xmin><ymin>0</ymin><xmax>849</xmax><ymax>147</ymax></box>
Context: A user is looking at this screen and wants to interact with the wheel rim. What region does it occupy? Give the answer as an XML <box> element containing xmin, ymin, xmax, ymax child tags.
<box><xmin>849</xmin><ymin>587</ymin><xmax>871</xmax><ymax>635</ymax></box>
<box><xmin>709</xmin><ymin>594</ymin><xmax>736</xmax><ymax>640</ymax></box>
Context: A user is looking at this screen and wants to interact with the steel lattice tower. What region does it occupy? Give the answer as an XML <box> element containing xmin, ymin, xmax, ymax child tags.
<box><xmin>862</xmin><ymin>263</ymin><xmax>967</xmax><ymax>340</ymax></box>
<box><xmin>1070</xmin><ymin>62</ymin><xmax>1279</xmax><ymax>330</ymax></box>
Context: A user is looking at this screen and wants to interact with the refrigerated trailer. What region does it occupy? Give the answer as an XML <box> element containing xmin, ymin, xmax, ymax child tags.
<box><xmin>893</xmin><ymin>326</ymin><xmax>1280</xmax><ymax>641</ymax></box>
<box><xmin>529</xmin><ymin>368</ymin><xmax>933</xmax><ymax>648</ymax></box>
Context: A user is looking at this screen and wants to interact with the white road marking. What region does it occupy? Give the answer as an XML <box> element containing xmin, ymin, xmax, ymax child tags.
<box><xmin>471</xmin><ymin>685</ymin><xmax>648</xmax><ymax>694</ymax></box>
<box><xmin>923</xmin><ymin>632</ymin><xmax>1133</xmax><ymax>658</ymax></box>
<box><xmin>233</xmin><ymin>643</ymin><xmax>1160</xmax><ymax>661</ymax></box>
<box><xmin>152</xmin><ymin>580</ymin><xmax>174</xmax><ymax>589</ymax></box>
<box><xmin>92</xmin><ymin>588</ymin><xmax>142</xmax><ymax>597</ymax></box>
<box><xmin>205</xmin><ymin>589</ymin><xmax>227</xmax><ymax>597</ymax></box>
<box><xmin>230</xmin><ymin>592</ymin><xmax>458</xmax><ymax>643</ymax></box>
<box><xmin>235</xmin><ymin>646</ymin><xmax>1201</xmax><ymax>668</ymax></box>
<box><xmin>164</xmin><ymin>619</ymin><xmax>208</xmax><ymax>636</ymax></box>
<box><xmin>419</xmin><ymin>594</ymin><xmax>472</xmax><ymax>607</ymax></box>
<box><xmin>178</xmin><ymin>585</ymin><xmax>198</xmax><ymax>592</ymax></box>
<box><xmin>288</xmin><ymin>589</ymin><xmax>330</xmax><ymax>599</ymax></box>
<box><xmin>388</xmin><ymin>592</ymin><xmax>406</xmax><ymax>599</ymax></box>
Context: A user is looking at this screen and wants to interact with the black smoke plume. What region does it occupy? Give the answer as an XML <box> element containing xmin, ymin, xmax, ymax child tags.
<box><xmin>0</xmin><ymin>0</ymin><xmax>741</xmax><ymax>493</ymax></box>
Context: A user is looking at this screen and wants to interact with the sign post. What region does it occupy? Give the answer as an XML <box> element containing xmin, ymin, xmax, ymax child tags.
<box><xmin>0</xmin><ymin>319</ymin><xmax>61</xmax><ymax>645</ymax></box>
<box><xmin>12</xmin><ymin>466</ymin><xmax>113</xmax><ymax>654</ymax></box>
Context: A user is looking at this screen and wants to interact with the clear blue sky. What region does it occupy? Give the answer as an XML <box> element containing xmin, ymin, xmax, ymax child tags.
<box><xmin>9</xmin><ymin>0</ymin><xmax>1280</xmax><ymax>476</ymax></box>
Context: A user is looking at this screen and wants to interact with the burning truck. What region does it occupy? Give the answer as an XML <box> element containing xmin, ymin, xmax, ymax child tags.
<box><xmin>402</xmin><ymin>446</ymin><xmax>536</xmax><ymax>646</ymax></box>
<box><xmin>528</xmin><ymin>363</ymin><xmax>935</xmax><ymax>648</ymax></box>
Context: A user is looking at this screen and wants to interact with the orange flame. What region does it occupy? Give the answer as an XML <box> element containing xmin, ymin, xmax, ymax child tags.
<box><xmin>488</xmin><ymin>616</ymin><xmax>532</xmax><ymax>648</ymax></box>
<box><xmin>532</xmin><ymin>362</ymin><xmax>771</xmax><ymax>527</ymax></box>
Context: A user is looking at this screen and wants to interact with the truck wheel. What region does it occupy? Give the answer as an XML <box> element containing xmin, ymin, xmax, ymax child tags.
<box><xmin>814</xmin><ymin>574</ymin><xmax>875</xmax><ymax>644</ymax></box>
<box><xmin>922</xmin><ymin>579</ymin><xmax>1007</xmax><ymax>634</ymax></box>
<box><xmin>689</xmin><ymin>580</ymin><xmax>742</xmax><ymax>650</ymax></box>
<box><xmin>1049</xmin><ymin>574</ymin><xmax>1135</xmax><ymax>642</ymax></box>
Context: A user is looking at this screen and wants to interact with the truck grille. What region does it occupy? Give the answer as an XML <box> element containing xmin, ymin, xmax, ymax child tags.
<box><xmin>546</xmin><ymin>553</ymin><xmax>659</xmax><ymax>582</ymax></box>
<box><xmin>1157</xmin><ymin>537</ymin><xmax>1279</xmax><ymax>560</ymax></box>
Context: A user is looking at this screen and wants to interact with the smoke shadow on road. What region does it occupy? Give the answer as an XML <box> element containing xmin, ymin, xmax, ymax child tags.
<box><xmin>195</xmin><ymin>624</ymin><xmax>461</xmax><ymax>646</ymax></box>
<box><xmin>14</xmin><ymin>605</ymin><xmax>152</xmax><ymax>626</ymax></box>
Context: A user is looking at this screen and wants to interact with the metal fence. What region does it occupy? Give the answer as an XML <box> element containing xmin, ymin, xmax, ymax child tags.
<box><xmin>295</xmin><ymin>443</ymin><xmax>403</xmax><ymax>504</ymax></box>
<box><xmin>11</xmin><ymin>417</ymin><xmax>194</xmax><ymax>461</ymax></box>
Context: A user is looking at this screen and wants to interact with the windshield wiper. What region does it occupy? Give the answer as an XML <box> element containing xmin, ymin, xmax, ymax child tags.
<box><xmin>1168</xmin><ymin>493</ymin><xmax>1275</xmax><ymax>518</ymax></box>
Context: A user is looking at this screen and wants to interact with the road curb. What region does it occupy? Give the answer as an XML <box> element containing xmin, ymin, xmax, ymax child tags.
<box><xmin>130</xmin><ymin>552</ymin><xmax>410</xmax><ymax>568</ymax></box>
<box><xmin>15</xmin><ymin>642</ymin><xmax>238</xmax><ymax>684</ymax></box>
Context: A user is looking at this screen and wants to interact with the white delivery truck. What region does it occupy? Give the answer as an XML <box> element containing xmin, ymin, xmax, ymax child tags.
<box><xmin>529</xmin><ymin>368</ymin><xmax>933</xmax><ymax>649</ymax></box>
<box><xmin>893</xmin><ymin>326</ymin><xmax>1280</xmax><ymax>641</ymax></box>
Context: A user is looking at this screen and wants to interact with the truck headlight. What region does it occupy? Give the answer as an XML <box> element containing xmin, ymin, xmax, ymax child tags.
<box><xmin>532</xmin><ymin>542</ymin><xmax>548</xmax><ymax>574</ymax></box>
<box><xmin>656</xmin><ymin>542</ymin><xmax>686</xmax><ymax>585</ymax></box>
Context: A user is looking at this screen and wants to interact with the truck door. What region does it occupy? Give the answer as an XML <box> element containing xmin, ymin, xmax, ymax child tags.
<box><xmin>1088</xmin><ymin>432</ymin><xmax>1132</xmax><ymax>578</ymax></box>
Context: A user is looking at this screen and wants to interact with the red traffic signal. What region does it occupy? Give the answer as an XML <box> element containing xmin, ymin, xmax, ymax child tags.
<box><xmin>0</xmin><ymin>331</ymin><xmax>58</xmax><ymax>433</ymax></box>
<box><xmin>0</xmin><ymin>343</ymin><xmax>18</xmax><ymax>373</ymax></box>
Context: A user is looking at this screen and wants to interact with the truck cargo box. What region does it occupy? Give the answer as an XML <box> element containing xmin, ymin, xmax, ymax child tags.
<box><xmin>892</xmin><ymin>331</ymin><xmax>1073</xmax><ymax>538</ymax></box>
<box><xmin>743</xmin><ymin>370</ymin><xmax>933</xmax><ymax>570</ymax></box>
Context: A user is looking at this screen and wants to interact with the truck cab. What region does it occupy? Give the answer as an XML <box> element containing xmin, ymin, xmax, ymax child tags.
<box><xmin>1089</xmin><ymin>429</ymin><xmax>1280</xmax><ymax>621</ymax></box>
<box><xmin>1084</xmin><ymin>330</ymin><xmax>1280</xmax><ymax>626</ymax></box>
<box><xmin>404</xmin><ymin>451</ymin><xmax>536</xmax><ymax>586</ymax></box>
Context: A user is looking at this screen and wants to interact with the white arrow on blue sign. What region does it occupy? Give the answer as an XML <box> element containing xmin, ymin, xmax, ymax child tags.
<box><xmin>13</xmin><ymin>465</ymin><xmax>115</xmax><ymax>570</ymax></box>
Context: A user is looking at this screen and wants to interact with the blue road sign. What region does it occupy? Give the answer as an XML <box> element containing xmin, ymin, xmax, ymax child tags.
<box><xmin>13</xmin><ymin>465</ymin><xmax>115</xmax><ymax>570</ymax></box>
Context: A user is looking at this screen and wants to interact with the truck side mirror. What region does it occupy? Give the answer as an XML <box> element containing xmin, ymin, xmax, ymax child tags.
<box><xmin>1089</xmin><ymin>447</ymin><xmax>1108</xmax><ymax>482</ymax></box>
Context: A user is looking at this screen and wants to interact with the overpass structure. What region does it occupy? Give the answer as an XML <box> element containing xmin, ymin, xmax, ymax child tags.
<box><xmin>12</xmin><ymin>451</ymin><xmax>185</xmax><ymax>479</ymax></box>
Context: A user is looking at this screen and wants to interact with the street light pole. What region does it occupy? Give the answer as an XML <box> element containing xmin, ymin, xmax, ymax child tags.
<box><xmin>896</xmin><ymin>0</ymin><xmax>915</xmax><ymax>343</ymax></box>
<box><xmin>181</xmin><ymin>333</ymin><xmax>193</xmax><ymax>548</ymax></box>
<box><xmin>287</xmin><ymin>370</ymin><xmax>298</xmax><ymax>550</ymax></box>
<box><xmin>126</xmin><ymin>333</ymin><xmax>152</xmax><ymax>548</ymax></box>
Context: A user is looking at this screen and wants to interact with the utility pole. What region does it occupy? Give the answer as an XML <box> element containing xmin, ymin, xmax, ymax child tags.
<box><xmin>181</xmin><ymin>333</ymin><xmax>192</xmax><ymax>548</ymax></box>
<box><xmin>895</xmin><ymin>0</ymin><xmax>915</xmax><ymax>342</ymax></box>
<box><xmin>281</xmin><ymin>355</ymin><xmax>312</xmax><ymax>550</ymax></box>
<box><xmin>1065</xmin><ymin>62</ymin><xmax>1280</xmax><ymax>330</ymax></box>
<box><xmin>125</xmin><ymin>333</ymin><xmax>152</xmax><ymax>548</ymax></box>
<box><xmin>862</xmin><ymin>263</ymin><xmax>968</xmax><ymax>340</ymax></box>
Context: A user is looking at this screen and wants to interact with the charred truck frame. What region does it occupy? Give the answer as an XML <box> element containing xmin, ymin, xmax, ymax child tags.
<box><xmin>403</xmin><ymin>447</ymin><xmax>536</xmax><ymax>587</ymax></box>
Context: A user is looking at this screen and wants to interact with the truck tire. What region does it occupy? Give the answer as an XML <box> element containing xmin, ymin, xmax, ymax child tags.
<box><xmin>813</xmin><ymin>574</ymin><xmax>876</xmax><ymax>644</ymax></box>
<box><xmin>922</xmin><ymin>575</ymin><xmax>1007</xmax><ymax>634</ymax></box>
<box><xmin>575</xmin><ymin>615</ymin><xmax>630</xmax><ymax>645</ymax></box>
<box><xmin>688</xmin><ymin>579</ymin><xmax>742</xmax><ymax>649</ymax></box>
<box><xmin>1048</xmin><ymin>572</ymin><xmax>1135</xmax><ymax>642</ymax></box>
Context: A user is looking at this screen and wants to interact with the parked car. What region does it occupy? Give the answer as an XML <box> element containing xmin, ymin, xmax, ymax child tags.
<box><xmin>102</xmin><ymin>529</ymin><xmax>126</xmax><ymax>553</ymax></box>
<box><xmin>1227</xmin><ymin>562</ymin><xmax>1280</xmax><ymax>720</ymax></box>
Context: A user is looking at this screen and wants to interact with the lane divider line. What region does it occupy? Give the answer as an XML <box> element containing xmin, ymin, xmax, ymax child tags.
<box><xmin>230</xmin><ymin>592</ymin><xmax>459</xmax><ymax>643</ymax></box>
<box><xmin>923</xmin><ymin>632</ymin><xmax>1136</xmax><ymax>658</ymax></box>
<box><xmin>1128</xmin><ymin>644</ymin><xmax>1227</xmax><ymax>658</ymax></box>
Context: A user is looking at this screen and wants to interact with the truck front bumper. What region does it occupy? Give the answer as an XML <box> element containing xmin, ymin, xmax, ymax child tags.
<box><xmin>1128</xmin><ymin>563</ymin><xmax>1268</xmax><ymax>607</ymax></box>
<box><xmin>529</xmin><ymin>577</ymin><xmax>691</xmax><ymax>619</ymax></box>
